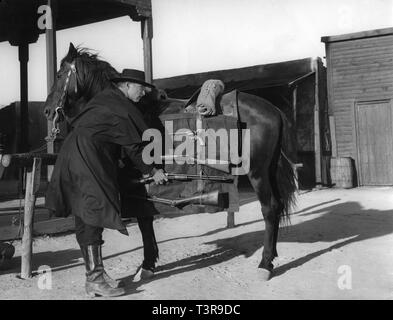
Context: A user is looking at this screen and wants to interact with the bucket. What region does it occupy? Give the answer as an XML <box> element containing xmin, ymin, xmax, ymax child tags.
<box><xmin>330</xmin><ymin>157</ymin><xmax>354</xmax><ymax>188</ymax></box>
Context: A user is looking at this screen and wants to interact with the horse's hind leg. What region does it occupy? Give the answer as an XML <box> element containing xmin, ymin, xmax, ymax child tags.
<box><xmin>272</xmin><ymin>215</ymin><xmax>280</xmax><ymax>258</ymax></box>
<box><xmin>271</xmin><ymin>181</ymin><xmax>284</xmax><ymax>259</ymax></box>
<box><xmin>248</xmin><ymin>172</ymin><xmax>280</xmax><ymax>280</ymax></box>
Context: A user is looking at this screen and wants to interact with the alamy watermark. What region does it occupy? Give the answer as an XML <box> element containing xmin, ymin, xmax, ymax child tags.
<box><xmin>37</xmin><ymin>5</ymin><xmax>52</xmax><ymax>30</ymax></box>
<box><xmin>337</xmin><ymin>265</ymin><xmax>352</xmax><ymax>290</ymax></box>
<box><xmin>141</xmin><ymin>121</ymin><xmax>250</xmax><ymax>175</ymax></box>
<box><xmin>37</xmin><ymin>265</ymin><xmax>52</xmax><ymax>290</ymax></box>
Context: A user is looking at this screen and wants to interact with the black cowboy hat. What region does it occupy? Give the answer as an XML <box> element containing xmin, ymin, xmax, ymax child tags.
<box><xmin>111</xmin><ymin>69</ymin><xmax>155</xmax><ymax>88</ymax></box>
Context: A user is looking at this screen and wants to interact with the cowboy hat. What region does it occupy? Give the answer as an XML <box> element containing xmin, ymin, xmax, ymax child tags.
<box><xmin>111</xmin><ymin>69</ymin><xmax>155</xmax><ymax>88</ymax></box>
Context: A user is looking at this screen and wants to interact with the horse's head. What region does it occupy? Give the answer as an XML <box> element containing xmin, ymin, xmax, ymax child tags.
<box><xmin>43</xmin><ymin>42</ymin><xmax>118</xmax><ymax>122</ymax></box>
<box><xmin>43</xmin><ymin>43</ymin><xmax>80</xmax><ymax>122</ymax></box>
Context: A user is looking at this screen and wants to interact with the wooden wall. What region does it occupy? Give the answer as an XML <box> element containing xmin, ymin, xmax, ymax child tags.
<box><xmin>326</xmin><ymin>34</ymin><xmax>393</xmax><ymax>157</ymax></box>
<box><xmin>324</xmin><ymin>30</ymin><xmax>393</xmax><ymax>185</ymax></box>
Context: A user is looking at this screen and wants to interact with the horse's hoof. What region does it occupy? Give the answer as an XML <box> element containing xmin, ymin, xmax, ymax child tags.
<box><xmin>258</xmin><ymin>268</ymin><xmax>272</xmax><ymax>281</ymax></box>
<box><xmin>133</xmin><ymin>267</ymin><xmax>155</xmax><ymax>282</ymax></box>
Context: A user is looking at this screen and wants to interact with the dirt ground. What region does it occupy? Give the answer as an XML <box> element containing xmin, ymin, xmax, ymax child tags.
<box><xmin>0</xmin><ymin>186</ymin><xmax>392</xmax><ymax>300</ymax></box>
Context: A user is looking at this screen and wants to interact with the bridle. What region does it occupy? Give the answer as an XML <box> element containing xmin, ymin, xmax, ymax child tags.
<box><xmin>47</xmin><ymin>62</ymin><xmax>78</xmax><ymax>142</ymax></box>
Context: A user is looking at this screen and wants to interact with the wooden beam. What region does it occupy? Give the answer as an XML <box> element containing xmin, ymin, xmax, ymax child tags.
<box><xmin>46</xmin><ymin>0</ymin><xmax>57</xmax><ymax>180</ymax></box>
<box><xmin>141</xmin><ymin>17</ymin><xmax>153</xmax><ymax>83</ymax></box>
<box><xmin>45</xmin><ymin>0</ymin><xmax>57</xmax><ymax>93</ymax></box>
<box><xmin>0</xmin><ymin>153</ymin><xmax>57</xmax><ymax>168</ymax></box>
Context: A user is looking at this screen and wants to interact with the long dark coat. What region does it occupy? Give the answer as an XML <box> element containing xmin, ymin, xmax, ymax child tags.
<box><xmin>45</xmin><ymin>87</ymin><xmax>154</xmax><ymax>234</ymax></box>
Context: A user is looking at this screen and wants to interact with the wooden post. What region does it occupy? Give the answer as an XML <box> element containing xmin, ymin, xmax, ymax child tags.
<box><xmin>227</xmin><ymin>211</ymin><xmax>235</xmax><ymax>228</ymax></box>
<box><xmin>196</xmin><ymin>114</ymin><xmax>204</xmax><ymax>193</ymax></box>
<box><xmin>329</xmin><ymin>115</ymin><xmax>337</xmax><ymax>158</ymax></box>
<box><xmin>141</xmin><ymin>17</ymin><xmax>153</xmax><ymax>83</ymax></box>
<box><xmin>46</xmin><ymin>0</ymin><xmax>57</xmax><ymax>180</ymax></box>
<box><xmin>291</xmin><ymin>84</ymin><xmax>298</xmax><ymax>165</ymax></box>
<box><xmin>21</xmin><ymin>157</ymin><xmax>41</xmax><ymax>279</ymax></box>
<box><xmin>18</xmin><ymin>43</ymin><xmax>29</xmax><ymax>153</ymax></box>
<box><xmin>312</xmin><ymin>59</ymin><xmax>322</xmax><ymax>185</ymax></box>
<box><xmin>293</xmin><ymin>163</ymin><xmax>304</xmax><ymax>190</ymax></box>
<box><xmin>292</xmin><ymin>85</ymin><xmax>298</xmax><ymax>127</ymax></box>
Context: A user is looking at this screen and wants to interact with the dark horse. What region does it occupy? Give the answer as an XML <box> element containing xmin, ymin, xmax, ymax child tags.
<box><xmin>44</xmin><ymin>44</ymin><xmax>297</xmax><ymax>280</ymax></box>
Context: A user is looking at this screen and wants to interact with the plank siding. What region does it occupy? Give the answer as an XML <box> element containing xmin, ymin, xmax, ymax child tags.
<box><xmin>324</xmin><ymin>31</ymin><xmax>393</xmax><ymax>185</ymax></box>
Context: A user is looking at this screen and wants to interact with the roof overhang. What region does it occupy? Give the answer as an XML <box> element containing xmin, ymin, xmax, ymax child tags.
<box><xmin>154</xmin><ymin>58</ymin><xmax>319</xmax><ymax>98</ymax></box>
<box><xmin>321</xmin><ymin>27</ymin><xmax>393</xmax><ymax>44</ymax></box>
<box><xmin>0</xmin><ymin>0</ymin><xmax>152</xmax><ymax>45</ymax></box>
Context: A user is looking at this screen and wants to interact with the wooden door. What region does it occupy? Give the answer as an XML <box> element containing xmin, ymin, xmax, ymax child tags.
<box><xmin>355</xmin><ymin>100</ymin><xmax>393</xmax><ymax>185</ymax></box>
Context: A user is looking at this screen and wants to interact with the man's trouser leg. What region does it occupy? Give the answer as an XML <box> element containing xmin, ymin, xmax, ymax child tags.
<box><xmin>75</xmin><ymin>216</ymin><xmax>125</xmax><ymax>297</ymax></box>
<box><xmin>134</xmin><ymin>216</ymin><xmax>158</xmax><ymax>281</ymax></box>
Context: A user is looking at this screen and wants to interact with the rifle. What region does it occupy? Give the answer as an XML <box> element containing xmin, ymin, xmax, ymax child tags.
<box><xmin>128</xmin><ymin>189</ymin><xmax>227</xmax><ymax>208</ymax></box>
<box><xmin>134</xmin><ymin>173</ymin><xmax>233</xmax><ymax>184</ymax></box>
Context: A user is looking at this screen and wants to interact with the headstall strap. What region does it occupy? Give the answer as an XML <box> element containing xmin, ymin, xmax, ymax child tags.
<box><xmin>69</xmin><ymin>63</ymin><xmax>78</xmax><ymax>94</ymax></box>
<box><xmin>49</xmin><ymin>62</ymin><xmax>77</xmax><ymax>142</ymax></box>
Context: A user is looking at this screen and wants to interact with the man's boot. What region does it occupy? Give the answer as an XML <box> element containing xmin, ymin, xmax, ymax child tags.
<box><xmin>80</xmin><ymin>245</ymin><xmax>124</xmax><ymax>288</ymax></box>
<box><xmin>82</xmin><ymin>245</ymin><xmax>125</xmax><ymax>297</ymax></box>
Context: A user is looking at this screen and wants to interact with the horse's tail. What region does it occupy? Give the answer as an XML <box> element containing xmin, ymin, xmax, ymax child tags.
<box><xmin>270</xmin><ymin>110</ymin><xmax>298</xmax><ymax>225</ymax></box>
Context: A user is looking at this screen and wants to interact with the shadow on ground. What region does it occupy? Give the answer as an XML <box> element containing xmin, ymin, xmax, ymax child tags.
<box><xmin>117</xmin><ymin>200</ymin><xmax>393</xmax><ymax>295</ymax></box>
<box><xmin>0</xmin><ymin>248</ymin><xmax>81</xmax><ymax>276</ymax></box>
<box><xmin>2</xmin><ymin>199</ymin><xmax>392</xmax><ymax>297</ymax></box>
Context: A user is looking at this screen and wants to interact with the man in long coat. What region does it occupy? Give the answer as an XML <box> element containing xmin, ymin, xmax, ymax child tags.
<box><xmin>46</xmin><ymin>69</ymin><xmax>167</xmax><ymax>297</ymax></box>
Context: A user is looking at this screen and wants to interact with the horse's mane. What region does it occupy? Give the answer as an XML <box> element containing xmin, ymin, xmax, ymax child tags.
<box><xmin>61</xmin><ymin>46</ymin><xmax>119</xmax><ymax>102</ymax></box>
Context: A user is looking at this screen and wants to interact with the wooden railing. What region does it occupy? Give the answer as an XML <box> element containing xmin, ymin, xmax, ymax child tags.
<box><xmin>0</xmin><ymin>153</ymin><xmax>57</xmax><ymax>279</ymax></box>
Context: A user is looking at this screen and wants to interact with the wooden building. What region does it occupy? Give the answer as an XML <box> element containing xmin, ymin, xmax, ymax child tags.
<box><xmin>322</xmin><ymin>27</ymin><xmax>393</xmax><ymax>186</ymax></box>
<box><xmin>154</xmin><ymin>57</ymin><xmax>329</xmax><ymax>188</ymax></box>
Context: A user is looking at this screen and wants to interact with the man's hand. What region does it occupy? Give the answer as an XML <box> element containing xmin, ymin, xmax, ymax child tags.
<box><xmin>151</xmin><ymin>168</ymin><xmax>168</xmax><ymax>185</ymax></box>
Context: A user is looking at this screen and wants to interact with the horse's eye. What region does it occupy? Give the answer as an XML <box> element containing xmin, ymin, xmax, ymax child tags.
<box><xmin>56</xmin><ymin>72</ymin><xmax>63</xmax><ymax>79</ymax></box>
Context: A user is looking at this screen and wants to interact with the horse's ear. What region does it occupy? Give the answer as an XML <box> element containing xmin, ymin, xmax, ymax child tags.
<box><xmin>67</xmin><ymin>42</ymin><xmax>77</xmax><ymax>60</ymax></box>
